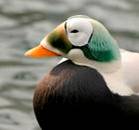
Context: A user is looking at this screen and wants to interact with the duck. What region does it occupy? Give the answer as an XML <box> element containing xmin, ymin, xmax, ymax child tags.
<box><xmin>25</xmin><ymin>15</ymin><xmax>139</xmax><ymax>129</ymax></box>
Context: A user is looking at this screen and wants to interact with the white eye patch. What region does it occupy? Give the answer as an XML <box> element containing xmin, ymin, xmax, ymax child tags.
<box><xmin>66</xmin><ymin>18</ymin><xmax>93</xmax><ymax>47</ymax></box>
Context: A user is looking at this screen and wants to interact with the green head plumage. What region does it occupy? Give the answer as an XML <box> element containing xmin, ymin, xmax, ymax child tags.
<box><xmin>81</xmin><ymin>19</ymin><xmax>120</xmax><ymax>62</ymax></box>
<box><xmin>29</xmin><ymin>15</ymin><xmax>121</xmax><ymax>63</ymax></box>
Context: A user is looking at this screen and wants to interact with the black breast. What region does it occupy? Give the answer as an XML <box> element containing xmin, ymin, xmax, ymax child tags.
<box><xmin>33</xmin><ymin>60</ymin><xmax>139</xmax><ymax>130</ymax></box>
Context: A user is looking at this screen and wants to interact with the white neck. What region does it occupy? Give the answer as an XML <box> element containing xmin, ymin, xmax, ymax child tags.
<box><xmin>67</xmin><ymin>49</ymin><xmax>121</xmax><ymax>73</ymax></box>
<box><xmin>66</xmin><ymin>49</ymin><xmax>133</xmax><ymax>96</ymax></box>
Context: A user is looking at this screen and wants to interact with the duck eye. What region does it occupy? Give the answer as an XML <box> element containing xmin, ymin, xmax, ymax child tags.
<box><xmin>70</xmin><ymin>29</ymin><xmax>79</xmax><ymax>33</ymax></box>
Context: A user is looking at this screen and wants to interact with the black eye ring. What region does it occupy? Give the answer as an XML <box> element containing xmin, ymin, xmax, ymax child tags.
<box><xmin>70</xmin><ymin>29</ymin><xmax>79</xmax><ymax>33</ymax></box>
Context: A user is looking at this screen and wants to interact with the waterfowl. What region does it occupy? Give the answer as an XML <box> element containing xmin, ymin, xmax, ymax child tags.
<box><xmin>25</xmin><ymin>15</ymin><xmax>139</xmax><ymax>129</ymax></box>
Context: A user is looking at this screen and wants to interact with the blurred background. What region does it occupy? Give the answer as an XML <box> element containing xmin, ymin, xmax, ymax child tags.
<box><xmin>0</xmin><ymin>0</ymin><xmax>139</xmax><ymax>130</ymax></box>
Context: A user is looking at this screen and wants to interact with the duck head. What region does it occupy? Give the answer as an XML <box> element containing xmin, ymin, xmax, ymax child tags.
<box><xmin>25</xmin><ymin>15</ymin><xmax>120</xmax><ymax>64</ymax></box>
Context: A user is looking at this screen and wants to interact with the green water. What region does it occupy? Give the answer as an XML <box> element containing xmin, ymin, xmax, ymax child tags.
<box><xmin>0</xmin><ymin>0</ymin><xmax>139</xmax><ymax>129</ymax></box>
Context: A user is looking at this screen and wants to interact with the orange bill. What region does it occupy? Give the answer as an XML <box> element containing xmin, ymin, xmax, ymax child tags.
<box><xmin>24</xmin><ymin>45</ymin><xmax>60</xmax><ymax>58</ymax></box>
